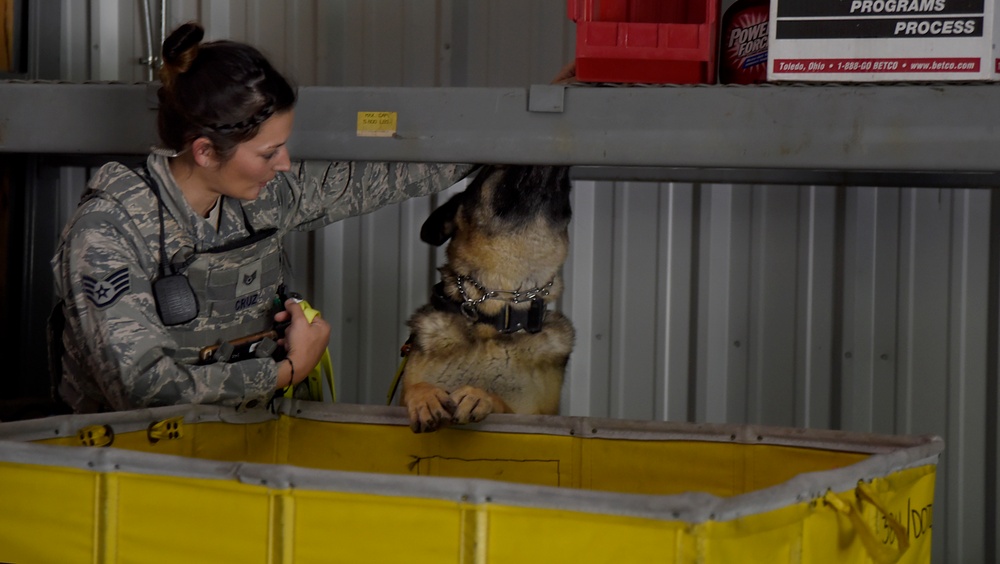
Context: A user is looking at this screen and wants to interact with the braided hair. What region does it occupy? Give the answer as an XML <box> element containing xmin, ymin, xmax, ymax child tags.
<box><xmin>157</xmin><ymin>22</ymin><xmax>296</xmax><ymax>160</ymax></box>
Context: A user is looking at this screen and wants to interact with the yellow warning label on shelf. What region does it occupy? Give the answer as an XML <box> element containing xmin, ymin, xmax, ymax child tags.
<box><xmin>357</xmin><ymin>111</ymin><xmax>397</xmax><ymax>137</ymax></box>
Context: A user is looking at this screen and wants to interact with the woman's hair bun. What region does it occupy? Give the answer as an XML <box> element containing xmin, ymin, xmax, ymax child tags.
<box><xmin>159</xmin><ymin>22</ymin><xmax>205</xmax><ymax>87</ymax></box>
<box><xmin>155</xmin><ymin>22</ymin><xmax>296</xmax><ymax>157</ymax></box>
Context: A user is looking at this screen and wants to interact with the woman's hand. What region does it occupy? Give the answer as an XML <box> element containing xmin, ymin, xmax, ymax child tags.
<box><xmin>273</xmin><ymin>299</ymin><xmax>331</xmax><ymax>388</ymax></box>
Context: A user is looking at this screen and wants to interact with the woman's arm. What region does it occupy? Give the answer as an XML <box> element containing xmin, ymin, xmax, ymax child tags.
<box><xmin>261</xmin><ymin>161</ymin><xmax>476</xmax><ymax>232</ymax></box>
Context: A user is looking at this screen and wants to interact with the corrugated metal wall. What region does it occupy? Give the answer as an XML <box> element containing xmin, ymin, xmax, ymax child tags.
<box><xmin>561</xmin><ymin>182</ymin><xmax>993</xmax><ymax>564</ymax></box>
<box><xmin>17</xmin><ymin>2</ymin><xmax>997</xmax><ymax>562</ymax></box>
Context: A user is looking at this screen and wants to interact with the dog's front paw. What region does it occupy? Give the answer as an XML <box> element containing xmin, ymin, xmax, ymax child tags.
<box><xmin>450</xmin><ymin>386</ymin><xmax>496</xmax><ymax>425</ymax></box>
<box><xmin>404</xmin><ymin>383</ymin><xmax>455</xmax><ymax>433</ymax></box>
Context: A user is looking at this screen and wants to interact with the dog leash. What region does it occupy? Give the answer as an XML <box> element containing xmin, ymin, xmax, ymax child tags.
<box><xmin>281</xmin><ymin>297</ymin><xmax>336</xmax><ymax>402</ymax></box>
<box><xmin>386</xmin><ymin>338</ymin><xmax>413</xmax><ymax>405</ymax></box>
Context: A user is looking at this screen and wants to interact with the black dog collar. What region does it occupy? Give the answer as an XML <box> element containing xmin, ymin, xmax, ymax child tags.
<box><xmin>431</xmin><ymin>282</ymin><xmax>547</xmax><ymax>334</ymax></box>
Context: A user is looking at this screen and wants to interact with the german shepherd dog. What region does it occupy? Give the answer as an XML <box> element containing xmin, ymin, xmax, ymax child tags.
<box><xmin>400</xmin><ymin>165</ymin><xmax>575</xmax><ymax>433</ymax></box>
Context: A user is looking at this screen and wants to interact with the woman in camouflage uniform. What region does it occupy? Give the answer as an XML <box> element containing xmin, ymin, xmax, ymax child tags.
<box><xmin>50</xmin><ymin>22</ymin><xmax>473</xmax><ymax>413</ymax></box>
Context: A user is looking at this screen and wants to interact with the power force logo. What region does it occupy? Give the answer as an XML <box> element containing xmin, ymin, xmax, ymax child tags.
<box><xmin>722</xmin><ymin>5</ymin><xmax>770</xmax><ymax>83</ymax></box>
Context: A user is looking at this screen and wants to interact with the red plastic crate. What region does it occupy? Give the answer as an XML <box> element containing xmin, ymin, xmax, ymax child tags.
<box><xmin>568</xmin><ymin>0</ymin><xmax>719</xmax><ymax>84</ymax></box>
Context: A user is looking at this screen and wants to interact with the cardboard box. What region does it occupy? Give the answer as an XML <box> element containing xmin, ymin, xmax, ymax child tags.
<box><xmin>768</xmin><ymin>0</ymin><xmax>998</xmax><ymax>81</ymax></box>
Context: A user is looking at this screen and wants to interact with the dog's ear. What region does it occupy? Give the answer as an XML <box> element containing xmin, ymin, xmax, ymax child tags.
<box><xmin>420</xmin><ymin>192</ymin><xmax>465</xmax><ymax>246</ymax></box>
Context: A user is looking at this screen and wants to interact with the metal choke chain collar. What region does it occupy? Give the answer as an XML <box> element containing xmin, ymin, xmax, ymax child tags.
<box><xmin>455</xmin><ymin>274</ymin><xmax>554</xmax><ymax>321</ymax></box>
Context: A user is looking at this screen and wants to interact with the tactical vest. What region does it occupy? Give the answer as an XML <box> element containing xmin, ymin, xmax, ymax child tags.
<box><xmin>49</xmin><ymin>165</ymin><xmax>286</xmax><ymax>403</ymax></box>
<box><xmin>165</xmin><ymin>224</ymin><xmax>283</xmax><ymax>363</ymax></box>
<box><xmin>128</xmin><ymin>165</ymin><xmax>285</xmax><ymax>363</ymax></box>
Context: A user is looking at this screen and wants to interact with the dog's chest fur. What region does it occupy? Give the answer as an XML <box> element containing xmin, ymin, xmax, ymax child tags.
<box><xmin>408</xmin><ymin>308</ymin><xmax>573</xmax><ymax>413</ymax></box>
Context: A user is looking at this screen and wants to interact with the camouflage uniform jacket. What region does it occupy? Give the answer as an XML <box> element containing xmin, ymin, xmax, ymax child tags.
<box><xmin>52</xmin><ymin>153</ymin><xmax>473</xmax><ymax>413</ymax></box>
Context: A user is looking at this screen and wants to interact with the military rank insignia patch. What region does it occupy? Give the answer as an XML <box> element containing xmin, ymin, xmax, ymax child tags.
<box><xmin>83</xmin><ymin>267</ymin><xmax>131</xmax><ymax>308</ymax></box>
<box><xmin>237</xmin><ymin>259</ymin><xmax>262</xmax><ymax>295</ymax></box>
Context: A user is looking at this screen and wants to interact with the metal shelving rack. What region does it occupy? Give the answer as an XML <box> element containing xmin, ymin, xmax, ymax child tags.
<box><xmin>3</xmin><ymin>81</ymin><xmax>1000</xmax><ymax>186</ymax></box>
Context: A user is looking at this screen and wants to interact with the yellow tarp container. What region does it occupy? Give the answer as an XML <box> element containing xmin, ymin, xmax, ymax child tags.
<box><xmin>0</xmin><ymin>401</ymin><xmax>941</xmax><ymax>563</ymax></box>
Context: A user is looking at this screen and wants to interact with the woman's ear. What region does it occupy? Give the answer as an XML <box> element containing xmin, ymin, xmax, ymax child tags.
<box><xmin>191</xmin><ymin>137</ymin><xmax>217</xmax><ymax>168</ymax></box>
